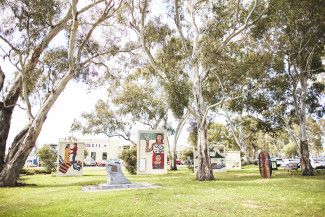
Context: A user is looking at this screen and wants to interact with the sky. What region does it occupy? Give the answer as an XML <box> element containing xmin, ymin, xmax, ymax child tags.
<box><xmin>1</xmin><ymin>0</ymin><xmax>195</xmax><ymax>152</ymax></box>
<box><xmin>6</xmin><ymin>80</ymin><xmax>192</xmax><ymax>150</ymax></box>
<box><xmin>7</xmin><ymin>82</ymin><xmax>105</xmax><ymax>146</ymax></box>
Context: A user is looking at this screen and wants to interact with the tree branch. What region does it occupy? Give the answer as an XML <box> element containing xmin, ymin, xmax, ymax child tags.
<box><xmin>174</xmin><ymin>0</ymin><xmax>191</xmax><ymax>58</ymax></box>
<box><xmin>219</xmin><ymin>0</ymin><xmax>260</xmax><ymax>48</ymax></box>
<box><xmin>0</xmin><ymin>67</ymin><xmax>4</xmax><ymax>93</ymax></box>
<box><xmin>186</xmin><ymin>103</ymin><xmax>200</xmax><ymax>120</ymax></box>
<box><xmin>68</xmin><ymin>0</ymin><xmax>79</xmax><ymax>69</ymax></box>
<box><xmin>131</xmin><ymin>0</ymin><xmax>166</xmax><ymax>79</ymax></box>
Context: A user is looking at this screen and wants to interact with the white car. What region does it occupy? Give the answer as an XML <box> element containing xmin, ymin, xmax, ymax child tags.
<box><xmin>281</xmin><ymin>159</ymin><xmax>300</xmax><ymax>168</ymax></box>
<box><xmin>272</xmin><ymin>158</ymin><xmax>284</xmax><ymax>167</ymax></box>
<box><xmin>84</xmin><ymin>158</ymin><xmax>96</xmax><ymax>166</ymax></box>
<box><xmin>310</xmin><ymin>157</ymin><xmax>325</xmax><ymax>169</ymax></box>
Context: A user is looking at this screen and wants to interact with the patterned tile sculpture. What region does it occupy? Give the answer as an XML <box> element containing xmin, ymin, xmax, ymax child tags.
<box><xmin>57</xmin><ymin>142</ymin><xmax>84</xmax><ymax>176</ymax></box>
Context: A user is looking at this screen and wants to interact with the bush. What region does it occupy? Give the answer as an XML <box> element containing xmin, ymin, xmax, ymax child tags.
<box><xmin>37</xmin><ymin>145</ymin><xmax>57</xmax><ymax>173</ymax></box>
<box><xmin>20</xmin><ymin>167</ymin><xmax>50</xmax><ymax>175</ymax></box>
<box><xmin>119</xmin><ymin>146</ymin><xmax>137</xmax><ymax>175</ymax></box>
<box><xmin>241</xmin><ymin>159</ymin><xmax>258</xmax><ymax>166</ymax></box>
<box><xmin>180</xmin><ymin>147</ymin><xmax>194</xmax><ymax>164</ymax></box>
<box><xmin>283</xmin><ymin>142</ymin><xmax>298</xmax><ymax>158</ymax></box>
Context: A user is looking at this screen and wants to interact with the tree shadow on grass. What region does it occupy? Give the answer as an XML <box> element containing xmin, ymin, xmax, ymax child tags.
<box><xmin>216</xmin><ymin>170</ymin><xmax>325</xmax><ymax>183</ymax></box>
<box><xmin>20</xmin><ymin>180</ymin><xmax>106</xmax><ymax>188</ymax></box>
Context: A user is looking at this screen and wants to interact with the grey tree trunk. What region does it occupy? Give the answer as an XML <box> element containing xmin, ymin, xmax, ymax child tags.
<box><xmin>0</xmin><ymin>7</ymin><xmax>72</xmax><ymax>172</ymax></box>
<box><xmin>0</xmin><ymin>77</ymin><xmax>21</xmax><ymax>171</ymax></box>
<box><xmin>299</xmin><ymin>76</ymin><xmax>313</xmax><ymax>176</ymax></box>
<box><xmin>282</xmin><ymin>115</ymin><xmax>301</xmax><ymax>157</ymax></box>
<box><xmin>0</xmin><ymin>70</ymin><xmax>75</xmax><ymax>186</ymax></box>
<box><xmin>192</xmin><ymin>63</ymin><xmax>214</xmax><ymax>181</ymax></box>
<box><xmin>0</xmin><ymin>126</ymin><xmax>30</xmax><ymax>186</ymax></box>
<box><xmin>170</xmin><ymin>132</ymin><xmax>178</xmax><ymax>171</ymax></box>
<box><xmin>170</xmin><ymin>112</ymin><xmax>189</xmax><ymax>171</ymax></box>
<box><xmin>0</xmin><ymin>0</ymin><xmax>111</xmax><ymax>186</ymax></box>
<box><xmin>196</xmin><ymin>120</ymin><xmax>214</xmax><ymax>181</ymax></box>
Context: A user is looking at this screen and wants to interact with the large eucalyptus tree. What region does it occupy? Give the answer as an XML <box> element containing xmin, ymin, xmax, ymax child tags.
<box><xmin>126</xmin><ymin>0</ymin><xmax>266</xmax><ymax>180</ymax></box>
<box><xmin>0</xmin><ymin>0</ymin><xmax>125</xmax><ymax>186</ymax></box>
<box><xmin>251</xmin><ymin>0</ymin><xmax>325</xmax><ymax>175</ymax></box>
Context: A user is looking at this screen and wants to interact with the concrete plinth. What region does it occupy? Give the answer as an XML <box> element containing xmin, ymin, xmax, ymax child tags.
<box><xmin>82</xmin><ymin>183</ymin><xmax>160</xmax><ymax>192</ymax></box>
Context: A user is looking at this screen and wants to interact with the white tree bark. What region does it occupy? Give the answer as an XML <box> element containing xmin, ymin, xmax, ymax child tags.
<box><xmin>128</xmin><ymin>0</ymin><xmax>262</xmax><ymax>180</ymax></box>
<box><xmin>0</xmin><ymin>0</ymin><xmax>121</xmax><ymax>186</ymax></box>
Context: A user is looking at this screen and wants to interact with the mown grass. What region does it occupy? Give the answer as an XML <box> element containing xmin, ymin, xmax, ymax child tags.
<box><xmin>0</xmin><ymin>166</ymin><xmax>324</xmax><ymax>217</ymax></box>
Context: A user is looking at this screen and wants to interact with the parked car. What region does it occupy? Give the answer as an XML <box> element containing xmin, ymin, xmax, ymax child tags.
<box><xmin>84</xmin><ymin>158</ymin><xmax>96</xmax><ymax>166</ymax></box>
<box><xmin>281</xmin><ymin>158</ymin><xmax>300</xmax><ymax>167</ymax></box>
<box><xmin>272</xmin><ymin>158</ymin><xmax>284</xmax><ymax>167</ymax></box>
<box><xmin>281</xmin><ymin>158</ymin><xmax>300</xmax><ymax>168</ymax></box>
<box><xmin>107</xmin><ymin>159</ymin><xmax>121</xmax><ymax>165</ymax></box>
<box><xmin>96</xmin><ymin>160</ymin><xmax>108</xmax><ymax>167</ymax></box>
<box><xmin>25</xmin><ymin>159</ymin><xmax>38</xmax><ymax>167</ymax></box>
<box><xmin>310</xmin><ymin>157</ymin><xmax>325</xmax><ymax>169</ymax></box>
<box><xmin>176</xmin><ymin>159</ymin><xmax>183</xmax><ymax>165</ymax></box>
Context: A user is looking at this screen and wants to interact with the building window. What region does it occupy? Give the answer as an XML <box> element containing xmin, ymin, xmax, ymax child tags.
<box><xmin>102</xmin><ymin>152</ymin><xmax>107</xmax><ymax>160</ymax></box>
<box><xmin>91</xmin><ymin>152</ymin><xmax>96</xmax><ymax>161</ymax></box>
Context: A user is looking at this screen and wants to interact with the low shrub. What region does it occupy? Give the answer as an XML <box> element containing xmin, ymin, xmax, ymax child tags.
<box><xmin>37</xmin><ymin>145</ymin><xmax>57</xmax><ymax>173</ymax></box>
<box><xmin>119</xmin><ymin>146</ymin><xmax>137</xmax><ymax>175</ymax></box>
<box><xmin>241</xmin><ymin>159</ymin><xmax>258</xmax><ymax>166</ymax></box>
<box><xmin>21</xmin><ymin>167</ymin><xmax>50</xmax><ymax>175</ymax></box>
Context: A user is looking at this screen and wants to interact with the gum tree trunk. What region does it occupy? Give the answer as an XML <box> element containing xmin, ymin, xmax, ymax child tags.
<box><xmin>170</xmin><ymin>112</ymin><xmax>188</xmax><ymax>170</ymax></box>
<box><xmin>193</xmin><ymin>66</ymin><xmax>214</xmax><ymax>181</ymax></box>
<box><xmin>298</xmin><ymin>76</ymin><xmax>313</xmax><ymax>176</ymax></box>
<box><xmin>0</xmin><ymin>71</ymin><xmax>75</xmax><ymax>186</ymax></box>
<box><xmin>0</xmin><ymin>0</ymin><xmax>107</xmax><ymax>186</ymax></box>
<box><xmin>196</xmin><ymin>119</ymin><xmax>213</xmax><ymax>181</ymax></box>
<box><xmin>0</xmin><ymin>76</ymin><xmax>21</xmax><ymax>171</ymax></box>
<box><xmin>0</xmin><ymin>7</ymin><xmax>73</xmax><ymax>172</ymax></box>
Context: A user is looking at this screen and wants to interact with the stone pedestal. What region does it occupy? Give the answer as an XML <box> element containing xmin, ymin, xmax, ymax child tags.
<box><xmin>82</xmin><ymin>162</ymin><xmax>160</xmax><ymax>192</ymax></box>
<box><xmin>106</xmin><ymin>162</ymin><xmax>131</xmax><ymax>185</ymax></box>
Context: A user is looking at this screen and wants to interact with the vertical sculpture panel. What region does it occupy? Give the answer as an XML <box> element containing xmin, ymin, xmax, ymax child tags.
<box><xmin>258</xmin><ymin>151</ymin><xmax>272</xmax><ymax>178</ymax></box>
<box><xmin>57</xmin><ymin>142</ymin><xmax>85</xmax><ymax>176</ymax></box>
<box><xmin>137</xmin><ymin>130</ymin><xmax>168</xmax><ymax>175</ymax></box>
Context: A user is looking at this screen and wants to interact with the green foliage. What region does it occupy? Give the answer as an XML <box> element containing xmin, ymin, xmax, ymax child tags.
<box><xmin>144</xmin><ymin>19</ymin><xmax>172</xmax><ymax>46</ymax></box>
<box><xmin>1</xmin><ymin>0</ymin><xmax>63</xmax><ymax>43</ymax></box>
<box><xmin>187</xmin><ymin>121</ymin><xmax>198</xmax><ymax>147</ymax></box>
<box><xmin>156</xmin><ymin>37</ymin><xmax>191</xmax><ymax>118</ymax></box>
<box><xmin>11</xmin><ymin>0</ymin><xmax>61</xmax><ymax>29</ymax></box>
<box><xmin>282</xmin><ymin>143</ymin><xmax>298</xmax><ymax>158</ymax></box>
<box><xmin>304</xmin><ymin>118</ymin><xmax>323</xmax><ymax>155</ymax></box>
<box><xmin>119</xmin><ymin>146</ymin><xmax>137</xmax><ymax>175</ymax></box>
<box><xmin>164</xmin><ymin>79</ymin><xmax>191</xmax><ymax>118</ymax></box>
<box><xmin>37</xmin><ymin>145</ymin><xmax>57</xmax><ymax>173</ymax></box>
<box><xmin>113</xmin><ymin>82</ymin><xmax>166</xmax><ymax>124</ymax></box>
<box><xmin>180</xmin><ymin>147</ymin><xmax>193</xmax><ymax>162</ymax></box>
<box><xmin>20</xmin><ymin>167</ymin><xmax>50</xmax><ymax>175</ymax></box>
<box><xmin>208</xmin><ymin>123</ymin><xmax>237</xmax><ymax>150</ymax></box>
<box><xmin>71</xmin><ymin>100</ymin><xmax>131</xmax><ymax>139</ymax></box>
<box><xmin>251</xmin><ymin>0</ymin><xmax>325</xmax><ymax>119</ymax></box>
<box><xmin>180</xmin><ymin>147</ymin><xmax>194</xmax><ymax>170</ymax></box>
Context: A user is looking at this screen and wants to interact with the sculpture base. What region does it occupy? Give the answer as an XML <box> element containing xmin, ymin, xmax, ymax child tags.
<box><xmin>82</xmin><ymin>183</ymin><xmax>160</xmax><ymax>192</ymax></box>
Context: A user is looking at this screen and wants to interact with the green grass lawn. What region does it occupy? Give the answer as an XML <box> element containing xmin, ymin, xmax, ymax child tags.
<box><xmin>0</xmin><ymin>166</ymin><xmax>324</xmax><ymax>217</ymax></box>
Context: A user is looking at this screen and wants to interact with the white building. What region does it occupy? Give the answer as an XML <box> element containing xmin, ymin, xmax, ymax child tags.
<box><xmin>59</xmin><ymin>138</ymin><xmax>130</xmax><ymax>162</ymax></box>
